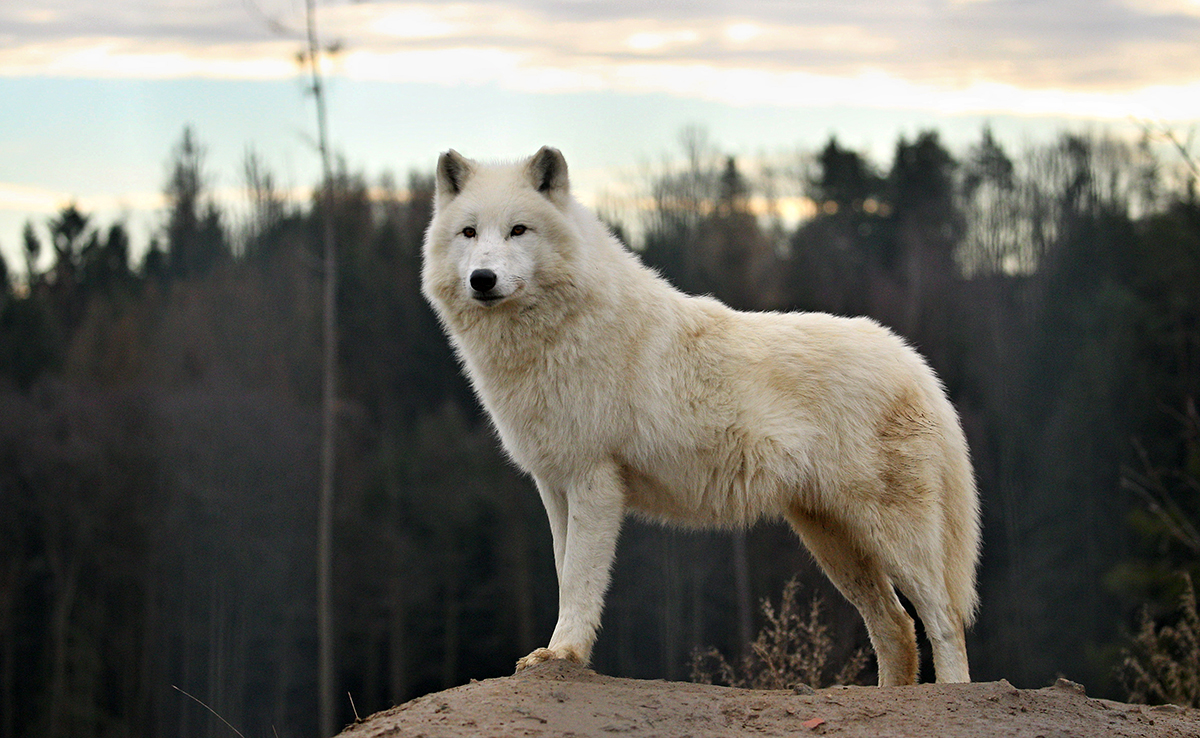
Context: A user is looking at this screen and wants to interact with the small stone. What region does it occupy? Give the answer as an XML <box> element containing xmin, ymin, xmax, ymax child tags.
<box><xmin>1053</xmin><ymin>677</ymin><xmax>1086</xmax><ymax>696</ymax></box>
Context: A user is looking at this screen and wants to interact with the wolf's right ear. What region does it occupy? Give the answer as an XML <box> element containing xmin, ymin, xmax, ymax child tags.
<box><xmin>435</xmin><ymin>149</ymin><xmax>474</xmax><ymax>208</ymax></box>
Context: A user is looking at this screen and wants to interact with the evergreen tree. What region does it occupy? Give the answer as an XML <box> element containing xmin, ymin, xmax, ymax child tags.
<box><xmin>22</xmin><ymin>220</ymin><xmax>41</xmax><ymax>286</ymax></box>
<box><xmin>164</xmin><ymin>127</ymin><xmax>230</xmax><ymax>279</ymax></box>
<box><xmin>786</xmin><ymin>136</ymin><xmax>888</xmax><ymax>316</ymax></box>
<box><xmin>47</xmin><ymin>204</ymin><xmax>90</xmax><ymax>289</ymax></box>
<box><xmin>79</xmin><ymin>223</ymin><xmax>133</xmax><ymax>295</ymax></box>
<box><xmin>812</xmin><ymin>136</ymin><xmax>881</xmax><ymax>212</ymax></box>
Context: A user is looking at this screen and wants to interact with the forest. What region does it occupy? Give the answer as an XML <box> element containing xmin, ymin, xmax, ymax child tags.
<box><xmin>0</xmin><ymin>123</ymin><xmax>1198</xmax><ymax>738</ymax></box>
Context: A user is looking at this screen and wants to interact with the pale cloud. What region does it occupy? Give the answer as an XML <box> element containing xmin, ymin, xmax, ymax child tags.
<box><xmin>0</xmin><ymin>37</ymin><xmax>299</xmax><ymax>79</ymax></box>
<box><xmin>0</xmin><ymin>180</ymin><xmax>165</xmax><ymax>223</ymax></box>
<box><xmin>625</xmin><ymin>30</ymin><xmax>701</xmax><ymax>52</ymax></box>
<box><xmin>2</xmin><ymin>0</ymin><xmax>1200</xmax><ymax>120</ymax></box>
<box><xmin>723</xmin><ymin>23</ymin><xmax>762</xmax><ymax>44</ymax></box>
<box><xmin>0</xmin><ymin>182</ymin><xmax>67</xmax><ymax>214</ymax></box>
<box><xmin>1114</xmin><ymin>0</ymin><xmax>1200</xmax><ymax>18</ymax></box>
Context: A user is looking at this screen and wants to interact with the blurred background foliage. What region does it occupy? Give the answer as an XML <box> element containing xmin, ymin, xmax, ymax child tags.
<box><xmin>1</xmin><ymin>124</ymin><xmax>1198</xmax><ymax>737</ymax></box>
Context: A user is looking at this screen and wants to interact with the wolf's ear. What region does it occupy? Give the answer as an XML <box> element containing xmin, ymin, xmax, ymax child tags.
<box><xmin>527</xmin><ymin>146</ymin><xmax>569</xmax><ymax>203</ymax></box>
<box><xmin>435</xmin><ymin>149</ymin><xmax>474</xmax><ymax>207</ymax></box>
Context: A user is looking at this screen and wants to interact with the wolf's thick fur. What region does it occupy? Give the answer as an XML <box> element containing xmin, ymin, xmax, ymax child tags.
<box><xmin>422</xmin><ymin>147</ymin><xmax>980</xmax><ymax>685</ymax></box>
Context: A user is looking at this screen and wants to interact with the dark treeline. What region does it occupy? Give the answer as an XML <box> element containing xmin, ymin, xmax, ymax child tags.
<box><xmin>0</xmin><ymin>124</ymin><xmax>1197</xmax><ymax>738</ymax></box>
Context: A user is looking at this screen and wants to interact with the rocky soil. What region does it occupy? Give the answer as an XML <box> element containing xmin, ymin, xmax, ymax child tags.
<box><xmin>337</xmin><ymin>660</ymin><xmax>1199</xmax><ymax>737</ymax></box>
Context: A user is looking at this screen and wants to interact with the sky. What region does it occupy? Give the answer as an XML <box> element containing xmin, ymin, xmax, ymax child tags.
<box><xmin>3</xmin><ymin>0</ymin><xmax>1200</xmax><ymax>271</ymax></box>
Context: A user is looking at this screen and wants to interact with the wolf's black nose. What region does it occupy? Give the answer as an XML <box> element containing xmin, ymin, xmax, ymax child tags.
<box><xmin>470</xmin><ymin>269</ymin><xmax>497</xmax><ymax>293</ymax></box>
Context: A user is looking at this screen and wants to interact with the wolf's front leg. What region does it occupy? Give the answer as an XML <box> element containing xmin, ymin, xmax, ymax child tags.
<box><xmin>516</xmin><ymin>464</ymin><xmax>624</xmax><ymax>670</ymax></box>
<box><xmin>534</xmin><ymin>478</ymin><xmax>568</xmax><ymax>585</ymax></box>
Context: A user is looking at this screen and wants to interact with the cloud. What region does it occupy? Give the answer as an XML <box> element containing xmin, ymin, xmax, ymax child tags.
<box><xmin>3</xmin><ymin>0</ymin><xmax>1200</xmax><ymax>119</ymax></box>
<box><xmin>0</xmin><ymin>178</ymin><xmax>174</xmax><ymax>216</ymax></box>
<box><xmin>0</xmin><ymin>182</ymin><xmax>69</xmax><ymax>214</ymax></box>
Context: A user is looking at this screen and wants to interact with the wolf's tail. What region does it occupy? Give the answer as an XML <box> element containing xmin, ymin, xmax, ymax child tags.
<box><xmin>941</xmin><ymin>415</ymin><xmax>982</xmax><ymax>628</ymax></box>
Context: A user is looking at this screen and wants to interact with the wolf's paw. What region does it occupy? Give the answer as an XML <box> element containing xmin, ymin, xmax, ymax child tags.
<box><xmin>515</xmin><ymin>646</ymin><xmax>583</xmax><ymax>672</ymax></box>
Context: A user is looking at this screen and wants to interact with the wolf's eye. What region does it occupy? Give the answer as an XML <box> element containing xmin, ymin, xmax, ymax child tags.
<box><xmin>510</xmin><ymin>224</ymin><xmax>527</xmax><ymax>237</ymax></box>
<box><xmin>462</xmin><ymin>226</ymin><xmax>476</xmax><ymax>238</ymax></box>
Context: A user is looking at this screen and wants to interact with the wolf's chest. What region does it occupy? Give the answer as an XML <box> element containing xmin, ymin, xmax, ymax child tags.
<box><xmin>473</xmin><ymin>356</ymin><xmax>625</xmax><ymax>473</ymax></box>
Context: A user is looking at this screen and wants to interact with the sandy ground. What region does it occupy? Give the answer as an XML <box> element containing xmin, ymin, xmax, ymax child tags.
<box><xmin>336</xmin><ymin>660</ymin><xmax>1199</xmax><ymax>737</ymax></box>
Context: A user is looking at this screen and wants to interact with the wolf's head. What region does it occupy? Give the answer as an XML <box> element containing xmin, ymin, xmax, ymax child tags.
<box><xmin>422</xmin><ymin>147</ymin><xmax>578</xmax><ymax>316</ymax></box>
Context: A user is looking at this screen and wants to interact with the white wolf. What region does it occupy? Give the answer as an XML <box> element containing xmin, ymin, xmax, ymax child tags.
<box><xmin>421</xmin><ymin>147</ymin><xmax>980</xmax><ymax>685</ymax></box>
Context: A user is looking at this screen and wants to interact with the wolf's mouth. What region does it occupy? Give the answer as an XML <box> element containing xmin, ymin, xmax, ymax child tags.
<box><xmin>471</xmin><ymin>280</ymin><xmax>524</xmax><ymax>306</ymax></box>
<box><xmin>472</xmin><ymin>291</ymin><xmax>506</xmax><ymax>306</ymax></box>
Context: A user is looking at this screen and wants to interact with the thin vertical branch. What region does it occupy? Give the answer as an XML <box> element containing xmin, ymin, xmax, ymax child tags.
<box><xmin>304</xmin><ymin>0</ymin><xmax>338</xmax><ymax>735</ymax></box>
<box><xmin>731</xmin><ymin>532</ymin><xmax>752</xmax><ymax>661</ymax></box>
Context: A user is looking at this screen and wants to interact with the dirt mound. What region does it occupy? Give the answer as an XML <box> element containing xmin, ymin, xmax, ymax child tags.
<box><xmin>337</xmin><ymin>660</ymin><xmax>1198</xmax><ymax>737</ymax></box>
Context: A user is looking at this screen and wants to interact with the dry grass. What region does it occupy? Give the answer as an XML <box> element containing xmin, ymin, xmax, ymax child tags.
<box><xmin>1119</xmin><ymin>573</ymin><xmax>1200</xmax><ymax>707</ymax></box>
<box><xmin>690</xmin><ymin>577</ymin><xmax>869</xmax><ymax>690</ymax></box>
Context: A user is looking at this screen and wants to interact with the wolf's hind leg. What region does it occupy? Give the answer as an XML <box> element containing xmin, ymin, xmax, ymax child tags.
<box><xmin>893</xmin><ymin>576</ymin><xmax>970</xmax><ymax>683</ymax></box>
<box><xmin>928</xmin><ymin>614</ymin><xmax>969</xmax><ymax>683</ymax></box>
<box><xmin>786</xmin><ymin>508</ymin><xmax>918</xmax><ymax>686</ymax></box>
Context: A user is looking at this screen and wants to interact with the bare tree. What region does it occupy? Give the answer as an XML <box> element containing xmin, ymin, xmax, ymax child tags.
<box><xmin>242</xmin><ymin>147</ymin><xmax>288</xmax><ymax>255</ymax></box>
<box><xmin>301</xmin><ymin>0</ymin><xmax>340</xmax><ymax>733</ymax></box>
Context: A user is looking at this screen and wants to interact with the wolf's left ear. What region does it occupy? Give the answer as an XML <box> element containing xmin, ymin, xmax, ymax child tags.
<box><xmin>435</xmin><ymin>149</ymin><xmax>474</xmax><ymax>208</ymax></box>
<box><xmin>527</xmin><ymin>146</ymin><xmax>569</xmax><ymax>204</ymax></box>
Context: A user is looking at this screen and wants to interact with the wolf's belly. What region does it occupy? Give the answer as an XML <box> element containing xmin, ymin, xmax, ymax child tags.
<box><xmin>616</xmin><ymin>449</ymin><xmax>792</xmax><ymax>529</ymax></box>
